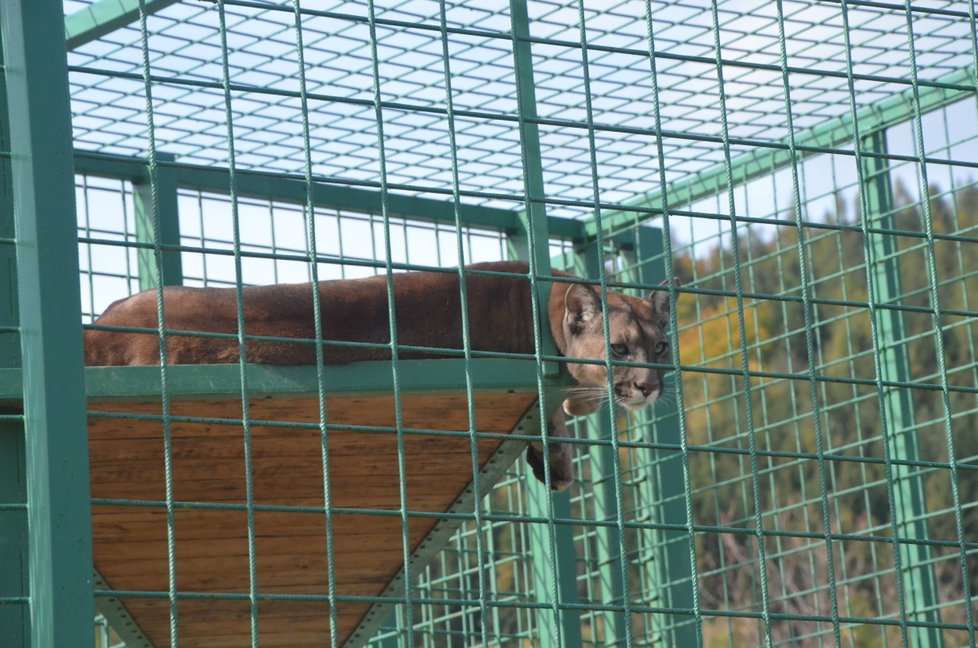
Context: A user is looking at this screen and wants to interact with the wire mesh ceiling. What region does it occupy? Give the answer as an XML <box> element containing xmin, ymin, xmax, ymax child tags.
<box><xmin>64</xmin><ymin>0</ymin><xmax>974</xmax><ymax>219</ymax></box>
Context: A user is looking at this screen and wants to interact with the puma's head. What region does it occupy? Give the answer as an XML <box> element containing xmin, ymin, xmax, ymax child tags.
<box><xmin>556</xmin><ymin>279</ymin><xmax>678</xmax><ymax>417</ymax></box>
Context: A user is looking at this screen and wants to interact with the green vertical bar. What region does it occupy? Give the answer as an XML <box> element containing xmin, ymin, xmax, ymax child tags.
<box><xmin>507</xmin><ymin>1</ymin><xmax>575</xmax><ymax>643</ymax></box>
<box><xmin>0</xmin><ymin>37</ymin><xmax>18</xmax><ymax>370</ymax></box>
<box><xmin>861</xmin><ymin>128</ymin><xmax>942</xmax><ymax>646</ymax></box>
<box><xmin>0</xmin><ymin>421</ymin><xmax>29</xmax><ymax>647</ymax></box>
<box><xmin>525</xmin><ymin>481</ymin><xmax>582</xmax><ymax>648</ymax></box>
<box><xmin>374</xmin><ymin>613</ymin><xmax>402</xmax><ymax>648</ymax></box>
<box><xmin>521</xmin><ymin>248</ymin><xmax>591</xmax><ymax>648</ymax></box>
<box><xmin>507</xmin><ymin>0</ymin><xmax>558</xmax><ymax>376</ymax></box>
<box><xmin>524</xmin><ymin>247</ymin><xmax>582</xmax><ymax>646</ymax></box>
<box><xmin>0</xmin><ymin>28</ymin><xmax>27</xmax><ymax>648</ymax></box>
<box><xmin>506</xmin><ymin>0</ymin><xmax>550</xmax><ymax>272</ymax></box>
<box><xmin>578</xmin><ymin>238</ymin><xmax>627</xmax><ymax>646</ymax></box>
<box><xmin>135</xmin><ymin>151</ymin><xmax>183</xmax><ymax>289</ymax></box>
<box><xmin>1</xmin><ymin>2</ymin><xmax>94</xmax><ymax>648</ymax></box>
<box><xmin>631</xmin><ymin>226</ymin><xmax>697</xmax><ymax>647</ymax></box>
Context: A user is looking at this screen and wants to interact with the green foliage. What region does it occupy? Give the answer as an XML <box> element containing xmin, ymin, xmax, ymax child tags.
<box><xmin>674</xmin><ymin>183</ymin><xmax>978</xmax><ymax>645</ymax></box>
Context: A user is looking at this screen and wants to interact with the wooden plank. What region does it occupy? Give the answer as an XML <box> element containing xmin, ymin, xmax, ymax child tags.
<box><xmin>118</xmin><ymin>598</ymin><xmax>349</xmax><ymax>648</ymax></box>
<box><xmin>87</xmin><ymin>392</ymin><xmax>528</xmax><ymax>429</ymax></box>
<box><xmin>89</xmin><ymin>389</ymin><xmax>538</xmax><ymax>647</ymax></box>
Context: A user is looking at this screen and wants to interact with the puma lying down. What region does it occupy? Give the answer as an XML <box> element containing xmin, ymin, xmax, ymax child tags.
<box><xmin>84</xmin><ymin>260</ymin><xmax>677</xmax><ymax>491</ymax></box>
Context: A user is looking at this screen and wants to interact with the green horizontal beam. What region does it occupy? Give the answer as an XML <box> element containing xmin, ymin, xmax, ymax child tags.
<box><xmin>0</xmin><ymin>359</ymin><xmax>557</xmax><ymax>404</ymax></box>
<box><xmin>585</xmin><ymin>66</ymin><xmax>976</xmax><ymax>237</ymax></box>
<box><xmin>73</xmin><ymin>150</ymin><xmax>586</xmax><ymax>241</ymax></box>
<box><xmin>64</xmin><ymin>0</ymin><xmax>180</xmax><ymax>51</ymax></box>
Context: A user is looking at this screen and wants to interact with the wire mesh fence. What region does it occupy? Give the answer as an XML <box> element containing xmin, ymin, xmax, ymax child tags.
<box><xmin>1</xmin><ymin>0</ymin><xmax>977</xmax><ymax>647</ymax></box>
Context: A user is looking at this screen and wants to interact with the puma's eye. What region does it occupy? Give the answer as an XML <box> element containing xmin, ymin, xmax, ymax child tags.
<box><xmin>654</xmin><ymin>341</ymin><xmax>668</xmax><ymax>355</ymax></box>
<box><xmin>610</xmin><ymin>343</ymin><xmax>629</xmax><ymax>357</ymax></box>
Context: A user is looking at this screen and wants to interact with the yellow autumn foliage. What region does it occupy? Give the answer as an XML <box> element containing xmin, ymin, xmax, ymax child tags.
<box><xmin>678</xmin><ymin>297</ymin><xmax>773</xmax><ymax>372</ymax></box>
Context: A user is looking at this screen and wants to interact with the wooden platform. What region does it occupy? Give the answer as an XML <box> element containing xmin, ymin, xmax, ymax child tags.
<box><xmin>1</xmin><ymin>360</ymin><xmax>556</xmax><ymax>647</ymax></box>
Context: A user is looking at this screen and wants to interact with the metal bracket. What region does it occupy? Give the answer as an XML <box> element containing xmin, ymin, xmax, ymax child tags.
<box><xmin>94</xmin><ymin>569</ymin><xmax>155</xmax><ymax>648</ymax></box>
<box><xmin>342</xmin><ymin>400</ymin><xmax>546</xmax><ymax>648</ymax></box>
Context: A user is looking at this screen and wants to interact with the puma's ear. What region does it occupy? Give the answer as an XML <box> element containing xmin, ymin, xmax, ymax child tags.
<box><xmin>648</xmin><ymin>277</ymin><xmax>680</xmax><ymax>328</ymax></box>
<box><xmin>564</xmin><ymin>283</ymin><xmax>601</xmax><ymax>333</ymax></box>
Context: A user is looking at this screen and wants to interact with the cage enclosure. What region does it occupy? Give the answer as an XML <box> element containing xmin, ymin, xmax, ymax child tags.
<box><xmin>1</xmin><ymin>1</ymin><xmax>977</xmax><ymax>647</ymax></box>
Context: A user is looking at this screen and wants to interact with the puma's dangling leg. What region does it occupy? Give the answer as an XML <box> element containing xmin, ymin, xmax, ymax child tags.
<box><xmin>525</xmin><ymin>406</ymin><xmax>574</xmax><ymax>492</ymax></box>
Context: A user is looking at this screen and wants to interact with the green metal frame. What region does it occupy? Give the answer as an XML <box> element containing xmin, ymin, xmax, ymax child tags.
<box><xmin>507</xmin><ymin>2</ymin><xmax>582</xmax><ymax>645</ymax></box>
<box><xmin>0</xmin><ymin>1</ymin><xmax>972</xmax><ymax>646</ymax></box>
<box><xmin>0</xmin><ymin>359</ymin><xmax>558</xmax><ymax>406</ymax></box>
<box><xmin>134</xmin><ymin>152</ymin><xmax>182</xmax><ymax>290</ymax></box>
<box><xmin>64</xmin><ymin>0</ymin><xmax>181</xmax><ymax>51</ymax></box>
<box><xmin>0</xmin><ymin>420</ymin><xmax>29</xmax><ymax>648</ymax></box>
<box><xmin>586</xmin><ymin>65</ymin><xmax>977</xmax><ymax>237</ymax></box>
<box><xmin>73</xmin><ymin>151</ymin><xmax>587</xmax><ymax>241</ymax></box>
<box><xmin>1</xmin><ymin>1</ymin><xmax>94</xmax><ymax>647</ymax></box>
<box><xmin>0</xmin><ymin>38</ymin><xmax>17</xmax><ymax>370</ymax></box>
<box><xmin>861</xmin><ymin>127</ymin><xmax>943</xmax><ymax>645</ymax></box>
<box><xmin>624</xmin><ymin>226</ymin><xmax>698</xmax><ymax>647</ymax></box>
<box><xmin>580</xmin><ymin>236</ymin><xmax>627</xmax><ymax>647</ymax></box>
<box><xmin>0</xmin><ymin>25</ymin><xmax>26</xmax><ymax>648</ymax></box>
<box><xmin>508</xmin><ymin>0</ymin><xmax>562</xmax><ymax>376</ymax></box>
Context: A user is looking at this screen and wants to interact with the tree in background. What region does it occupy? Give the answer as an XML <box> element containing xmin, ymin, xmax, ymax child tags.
<box><xmin>672</xmin><ymin>183</ymin><xmax>978</xmax><ymax>647</ymax></box>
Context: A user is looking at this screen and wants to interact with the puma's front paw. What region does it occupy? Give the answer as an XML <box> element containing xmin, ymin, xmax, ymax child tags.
<box><xmin>563</xmin><ymin>396</ymin><xmax>603</xmax><ymax>417</ymax></box>
<box><xmin>526</xmin><ymin>444</ymin><xmax>574</xmax><ymax>492</ymax></box>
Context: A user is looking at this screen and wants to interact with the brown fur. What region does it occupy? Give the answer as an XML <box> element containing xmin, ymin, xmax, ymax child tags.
<box><xmin>84</xmin><ymin>260</ymin><xmax>676</xmax><ymax>489</ymax></box>
<box><xmin>85</xmin><ymin>261</ymin><xmax>548</xmax><ymax>366</ymax></box>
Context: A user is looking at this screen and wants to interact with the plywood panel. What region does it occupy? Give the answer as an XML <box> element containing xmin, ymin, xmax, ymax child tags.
<box><xmin>89</xmin><ymin>390</ymin><xmax>537</xmax><ymax>647</ymax></box>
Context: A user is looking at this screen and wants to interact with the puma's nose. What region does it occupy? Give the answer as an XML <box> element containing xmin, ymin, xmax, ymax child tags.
<box><xmin>636</xmin><ymin>382</ymin><xmax>655</xmax><ymax>398</ymax></box>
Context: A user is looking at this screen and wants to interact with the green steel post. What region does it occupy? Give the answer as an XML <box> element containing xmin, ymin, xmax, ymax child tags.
<box><xmin>0</xmin><ymin>33</ymin><xmax>27</xmax><ymax>648</ymax></box>
<box><xmin>507</xmin><ymin>1</ymin><xmax>577</xmax><ymax>642</ymax></box>
<box><xmin>622</xmin><ymin>226</ymin><xmax>697</xmax><ymax>647</ymax></box>
<box><xmin>134</xmin><ymin>151</ymin><xmax>183</xmax><ymax>289</ymax></box>
<box><xmin>578</xmin><ymin>237</ymin><xmax>627</xmax><ymax>646</ymax></box>
<box><xmin>507</xmin><ymin>0</ymin><xmax>559</xmax><ymax>377</ymax></box>
<box><xmin>526</xmin><ymin>236</ymin><xmax>582</xmax><ymax>648</ymax></box>
<box><xmin>0</xmin><ymin>39</ymin><xmax>17</xmax><ymax>370</ymax></box>
<box><xmin>861</xmin><ymin>128</ymin><xmax>942</xmax><ymax>646</ymax></box>
<box><xmin>525</xmin><ymin>481</ymin><xmax>583</xmax><ymax>648</ymax></box>
<box><xmin>2</xmin><ymin>2</ymin><xmax>94</xmax><ymax>647</ymax></box>
<box><xmin>0</xmin><ymin>422</ymin><xmax>29</xmax><ymax>647</ymax></box>
<box><xmin>373</xmin><ymin>614</ymin><xmax>402</xmax><ymax>648</ymax></box>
